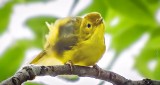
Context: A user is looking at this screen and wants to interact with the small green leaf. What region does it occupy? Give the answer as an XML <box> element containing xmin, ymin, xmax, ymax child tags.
<box><xmin>79</xmin><ymin>0</ymin><xmax>108</xmax><ymax>18</ymax></box>
<box><xmin>146</xmin><ymin>27</ymin><xmax>160</xmax><ymax>49</ymax></box>
<box><xmin>58</xmin><ymin>75</ymin><xmax>79</xmax><ymax>82</ymax></box>
<box><xmin>26</xmin><ymin>16</ymin><xmax>56</xmax><ymax>48</ymax></box>
<box><xmin>146</xmin><ymin>37</ymin><xmax>160</xmax><ymax>49</ymax></box>
<box><xmin>144</xmin><ymin>0</ymin><xmax>159</xmax><ymax>15</ymax></box>
<box><xmin>24</xmin><ymin>82</ymin><xmax>44</xmax><ymax>85</ymax></box>
<box><xmin>105</xmin><ymin>8</ymin><xmax>156</xmax><ymax>53</ymax></box>
<box><xmin>111</xmin><ymin>24</ymin><xmax>148</xmax><ymax>53</ymax></box>
<box><xmin>0</xmin><ymin>1</ymin><xmax>13</xmax><ymax>33</ymax></box>
<box><xmin>0</xmin><ymin>40</ymin><xmax>29</xmax><ymax>81</ymax></box>
<box><xmin>106</xmin><ymin>0</ymin><xmax>156</xmax><ymax>25</ymax></box>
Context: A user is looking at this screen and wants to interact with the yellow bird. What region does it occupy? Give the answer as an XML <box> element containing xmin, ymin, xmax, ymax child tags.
<box><xmin>30</xmin><ymin>12</ymin><xmax>106</xmax><ymax>66</ymax></box>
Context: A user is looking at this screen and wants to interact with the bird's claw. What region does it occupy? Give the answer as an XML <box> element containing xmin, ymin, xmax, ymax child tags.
<box><xmin>65</xmin><ymin>60</ymin><xmax>73</xmax><ymax>73</ymax></box>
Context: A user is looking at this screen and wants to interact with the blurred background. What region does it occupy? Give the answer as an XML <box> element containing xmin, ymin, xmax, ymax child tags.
<box><xmin>0</xmin><ymin>0</ymin><xmax>160</xmax><ymax>85</ymax></box>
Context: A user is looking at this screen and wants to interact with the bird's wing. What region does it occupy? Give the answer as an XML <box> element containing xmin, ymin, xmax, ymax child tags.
<box><xmin>30</xmin><ymin>17</ymin><xmax>82</xmax><ymax>65</ymax></box>
<box><xmin>53</xmin><ymin>17</ymin><xmax>82</xmax><ymax>55</ymax></box>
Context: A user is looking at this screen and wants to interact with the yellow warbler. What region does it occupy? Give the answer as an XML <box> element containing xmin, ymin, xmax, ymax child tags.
<box><xmin>30</xmin><ymin>12</ymin><xmax>106</xmax><ymax>66</ymax></box>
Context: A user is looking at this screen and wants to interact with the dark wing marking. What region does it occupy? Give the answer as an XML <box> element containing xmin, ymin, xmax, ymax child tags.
<box><xmin>53</xmin><ymin>17</ymin><xmax>82</xmax><ymax>55</ymax></box>
<box><xmin>53</xmin><ymin>35</ymin><xmax>78</xmax><ymax>55</ymax></box>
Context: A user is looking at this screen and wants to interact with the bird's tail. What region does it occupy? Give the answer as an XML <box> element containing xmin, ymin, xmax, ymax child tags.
<box><xmin>30</xmin><ymin>50</ymin><xmax>79</xmax><ymax>82</ymax></box>
<box><xmin>30</xmin><ymin>50</ymin><xmax>63</xmax><ymax>66</ymax></box>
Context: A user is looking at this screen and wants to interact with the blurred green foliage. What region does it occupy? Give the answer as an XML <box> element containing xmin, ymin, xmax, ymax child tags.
<box><xmin>0</xmin><ymin>0</ymin><xmax>56</xmax><ymax>84</ymax></box>
<box><xmin>0</xmin><ymin>0</ymin><xmax>160</xmax><ymax>85</ymax></box>
<box><xmin>26</xmin><ymin>16</ymin><xmax>56</xmax><ymax>48</ymax></box>
<box><xmin>24</xmin><ymin>82</ymin><xmax>44</xmax><ymax>85</ymax></box>
<box><xmin>0</xmin><ymin>40</ymin><xmax>30</xmax><ymax>81</ymax></box>
<box><xmin>79</xmin><ymin>0</ymin><xmax>108</xmax><ymax>18</ymax></box>
<box><xmin>0</xmin><ymin>1</ymin><xmax>13</xmax><ymax>33</ymax></box>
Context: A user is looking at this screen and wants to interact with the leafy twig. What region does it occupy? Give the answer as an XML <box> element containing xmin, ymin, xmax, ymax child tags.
<box><xmin>1</xmin><ymin>65</ymin><xmax>160</xmax><ymax>85</ymax></box>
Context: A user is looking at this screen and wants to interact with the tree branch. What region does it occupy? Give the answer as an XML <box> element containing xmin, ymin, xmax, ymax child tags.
<box><xmin>0</xmin><ymin>65</ymin><xmax>160</xmax><ymax>85</ymax></box>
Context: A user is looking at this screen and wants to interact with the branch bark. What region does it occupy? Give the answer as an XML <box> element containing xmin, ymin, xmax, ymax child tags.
<box><xmin>0</xmin><ymin>65</ymin><xmax>160</xmax><ymax>85</ymax></box>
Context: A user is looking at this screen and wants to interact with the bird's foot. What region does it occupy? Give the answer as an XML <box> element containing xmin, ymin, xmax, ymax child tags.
<box><xmin>65</xmin><ymin>60</ymin><xmax>73</xmax><ymax>73</ymax></box>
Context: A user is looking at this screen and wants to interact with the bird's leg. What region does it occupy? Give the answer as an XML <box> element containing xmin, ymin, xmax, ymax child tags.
<box><xmin>92</xmin><ymin>64</ymin><xmax>101</xmax><ymax>77</ymax></box>
<box><xmin>65</xmin><ymin>60</ymin><xmax>73</xmax><ymax>73</ymax></box>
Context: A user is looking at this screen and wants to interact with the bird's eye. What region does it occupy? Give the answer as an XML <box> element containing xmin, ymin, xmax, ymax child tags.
<box><xmin>87</xmin><ymin>23</ymin><xmax>91</xmax><ymax>28</ymax></box>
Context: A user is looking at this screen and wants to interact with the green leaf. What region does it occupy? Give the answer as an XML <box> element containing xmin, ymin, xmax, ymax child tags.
<box><xmin>58</xmin><ymin>75</ymin><xmax>79</xmax><ymax>82</ymax></box>
<box><xmin>0</xmin><ymin>40</ymin><xmax>29</xmax><ymax>81</ymax></box>
<box><xmin>111</xmin><ymin>23</ymin><xmax>148</xmax><ymax>52</ymax></box>
<box><xmin>26</xmin><ymin>16</ymin><xmax>56</xmax><ymax>48</ymax></box>
<box><xmin>24</xmin><ymin>82</ymin><xmax>44</xmax><ymax>85</ymax></box>
<box><xmin>106</xmin><ymin>0</ymin><xmax>156</xmax><ymax>25</ymax></box>
<box><xmin>146</xmin><ymin>37</ymin><xmax>160</xmax><ymax>49</ymax></box>
<box><xmin>146</xmin><ymin>27</ymin><xmax>160</xmax><ymax>49</ymax></box>
<box><xmin>0</xmin><ymin>1</ymin><xmax>13</xmax><ymax>33</ymax></box>
<box><xmin>104</xmin><ymin>0</ymin><xmax>159</xmax><ymax>52</ymax></box>
<box><xmin>104</xmin><ymin>6</ymin><xmax>158</xmax><ymax>53</ymax></box>
<box><xmin>105</xmin><ymin>9</ymin><xmax>119</xmax><ymax>33</ymax></box>
<box><xmin>135</xmin><ymin>27</ymin><xmax>160</xmax><ymax>80</ymax></box>
<box><xmin>79</xmin><ymin>0</ymin><xmax>108</xmax><ymax>18</ymax></box>
<box><xmin>135</xmin><ymin>49</ymin><xmax>160</xmax><ymax>79</ymax></box>
<box><xmin>144</xmin><ymin>0</ymin><xmax>159</xmax><ymax>15</ymax></box>
<box><xmin>135</xmin><ymin>48</ymin><xmax>160</xmax><ymax>80</ymax></box>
